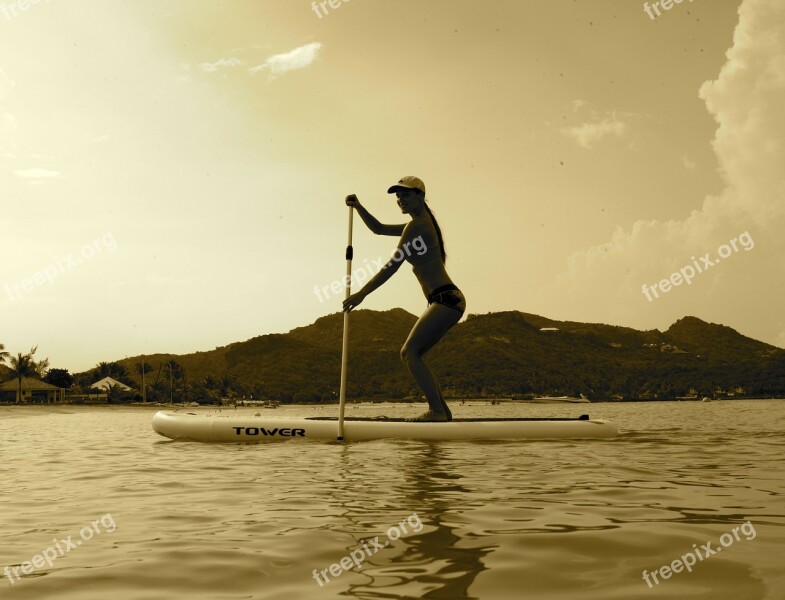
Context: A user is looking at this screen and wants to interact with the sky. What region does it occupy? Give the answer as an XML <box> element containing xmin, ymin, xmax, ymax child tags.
<box><xmin>1</xmin><ymin>0</ymin><xmax>783</xmax><ymax>373</ymax></box>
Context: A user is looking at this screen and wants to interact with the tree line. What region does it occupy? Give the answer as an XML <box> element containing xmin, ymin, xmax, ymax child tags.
<box><xmin>0</xmin><ymin>343</ymin><xmax>248</xmax><ymax>404</ymax></box>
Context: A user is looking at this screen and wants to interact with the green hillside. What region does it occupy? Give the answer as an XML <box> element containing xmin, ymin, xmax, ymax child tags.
<box><xmin>78</xmin><ymin>309</ymin><xmax>785</xmax><ymax>403</ymax></box>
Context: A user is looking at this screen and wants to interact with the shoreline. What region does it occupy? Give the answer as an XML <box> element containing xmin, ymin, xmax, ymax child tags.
<box><xmin>1</xmin><ymin>397</ymin><xmax>783</xmax><ymax>413</ymax></box>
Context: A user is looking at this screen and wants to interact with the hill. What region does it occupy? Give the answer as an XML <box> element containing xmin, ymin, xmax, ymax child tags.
<box><xmin>79</xmin><ymin>310</ymin><xmax>785</xmax><ymax>402</ymax></box>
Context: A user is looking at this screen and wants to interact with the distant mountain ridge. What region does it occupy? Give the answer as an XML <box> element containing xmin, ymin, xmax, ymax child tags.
<box><xmin>98</xmin><ymin>310</ymin><xmax>784</xmax><ymax>401</ymax></box>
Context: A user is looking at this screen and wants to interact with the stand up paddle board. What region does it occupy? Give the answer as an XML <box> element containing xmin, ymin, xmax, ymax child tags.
<box><xmin>152</xmin><ymin>411</ymin><xmax>618</xmax><ymax>442</ymax></box>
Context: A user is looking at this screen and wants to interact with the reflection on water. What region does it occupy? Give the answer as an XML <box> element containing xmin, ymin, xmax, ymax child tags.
<box><xmin>338</xmin><ymin>442</ymin><xmax>494</xmax><ymax>599</ymax></box>
<box><xmin>0</xmin><ymin>400</ymin><xmax>784</xmax><ymax>600</ymax></box>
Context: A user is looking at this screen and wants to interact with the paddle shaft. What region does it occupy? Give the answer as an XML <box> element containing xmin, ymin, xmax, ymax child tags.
<box><xmin>337</xmin><ymin>205</ymin><xmax>354</xmax><ymax>440</ymax></box>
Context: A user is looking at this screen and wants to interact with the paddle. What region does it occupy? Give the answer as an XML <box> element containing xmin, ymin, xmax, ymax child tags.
<box><xmin>337</xmin><ymin>202</ymin><xmax>354</xmax><ymax>441</ymax></box>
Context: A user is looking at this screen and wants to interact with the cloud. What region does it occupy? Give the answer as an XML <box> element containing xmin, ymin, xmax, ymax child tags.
<box><xmin>698</xmin><ymin>0</ymin><xmax>785</xmax><ymax>226</ymax></box>
<box><xmin>14</xmin><ymin>168</ymin><xmax>61</xmax><ymax>179</ymax></box>
<box><xmin>249</xmin><ymin>42</ymin><xmax>322</xmax><ymax>77</ymax></box>
<box><xmin>537</xmin><ymin>0</ymin><xmax>785</xmax><ymax>346</ymax></box>
<box><xmin>199</xmin><ymin>57</ymin><xmax>245</xmax><ymax>73</ymax></box>
<box><xmin>561</xmin><ymin>112</ymin><xmax>627</xmax><ymax>149</ymax></box>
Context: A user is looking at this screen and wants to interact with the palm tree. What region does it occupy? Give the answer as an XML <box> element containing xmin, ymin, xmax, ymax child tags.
<box><xmin>135</xmin><ymin>360</ymin><xmax>152</xmax><ymax>403</ymax></box>
<box><xmin>8</xmin><ymin>346</ymin><xmax>44</xmax><ymax>403</ymax></box>
<box><xmin>95</xmin><ymin>361</ymin><xmax>113</xmax><ymax>379</ymax></box>
<box><xmin>34</xmin><ymin>356</ymin><xmax>49</xmax><ymax>378</ymax></box>
<box><xmin>105</xmin><ymin>382</ymin><xmax>124</xmax><ymax>403</ymax></box>
<box><xmin>0</xmin><ymin>344</ymin><xmax>10</xmax><ymax>398</ymax></box>
<box><xmin>95</xmin><ymin>361</ymin><xmax>128</xmax><ymax>380</ymax></box>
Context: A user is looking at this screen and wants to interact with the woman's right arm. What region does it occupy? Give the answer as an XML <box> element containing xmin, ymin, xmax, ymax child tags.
<box><xmin>346</xmin><ymin>195</ymin><xmax>405</xmax><ymax>236</ymax></box>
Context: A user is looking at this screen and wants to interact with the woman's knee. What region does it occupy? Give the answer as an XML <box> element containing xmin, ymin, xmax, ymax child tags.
<box><xmin>400</xmin><ymin>342</ymin><xmax>417</xmax><ymax>365</ymax></box>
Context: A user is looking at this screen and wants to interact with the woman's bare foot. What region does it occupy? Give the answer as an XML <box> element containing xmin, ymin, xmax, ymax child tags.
<box><xmin>405</xmin><ymin>410</ymin><xmax>451</xmax><ymax>422</ymax></box>
<box><xmin>439</xmin><ymin>399</ymin><xmax>452</xmax><ymax>420</ymax></box>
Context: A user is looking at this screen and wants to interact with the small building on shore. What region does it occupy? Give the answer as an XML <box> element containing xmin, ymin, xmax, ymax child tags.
<box><xmin>90</xmin><ymin>377</ymin><xmax>133</xmax><ymax>392</ymax></box>
<box><xmin>0</xmin><ymin>376</ymin><xmax>66</xmax><ymax>403</ymax></box>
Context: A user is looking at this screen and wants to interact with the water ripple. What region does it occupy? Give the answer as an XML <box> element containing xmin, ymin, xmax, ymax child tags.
<box><xmin>1</xmin><ymin>401</ymin><xmax>783</xmax><ymax>599</ymax></box>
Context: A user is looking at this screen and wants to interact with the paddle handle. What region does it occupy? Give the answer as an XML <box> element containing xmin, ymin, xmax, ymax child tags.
<box><xmin>337</xmin><ymin>205</ymin><xmax>354</xmax><ymax>441</ymax></box>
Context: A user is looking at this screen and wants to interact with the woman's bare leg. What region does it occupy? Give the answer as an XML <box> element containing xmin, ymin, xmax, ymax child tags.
<box><xmin>400</xmin><ymin>303</ymin><xmax>462</xmax><ymax>421</ymax></box>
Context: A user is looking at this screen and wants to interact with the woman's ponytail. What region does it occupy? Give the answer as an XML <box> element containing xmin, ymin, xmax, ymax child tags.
<box><xmin>423</xmin><ymin>201</ymin><xmax>446</xmax><ymax>263</ymax></box>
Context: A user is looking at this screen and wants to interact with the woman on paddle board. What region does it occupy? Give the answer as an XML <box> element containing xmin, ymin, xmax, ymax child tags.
<box><xmin>343</xmin><ymin>176</ymin><xmax>465</xmax><ymax>422</ymax></box>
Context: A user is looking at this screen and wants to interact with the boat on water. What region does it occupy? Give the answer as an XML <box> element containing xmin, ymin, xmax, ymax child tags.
<box><xmin>151</xmin><ymin>411</ymin><xmax>617</xmax><ymax>442</ymax></box>
<box><xmin>530</xmin><ymin>394</ymin><xmax>591</xmax><ymax>404</ymax></box>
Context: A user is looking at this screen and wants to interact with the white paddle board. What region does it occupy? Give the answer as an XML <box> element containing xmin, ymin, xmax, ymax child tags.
<box><xmin>152</xmin><ymin>410</ymin><xmax>618</xmax><ymax>442</ymax></box>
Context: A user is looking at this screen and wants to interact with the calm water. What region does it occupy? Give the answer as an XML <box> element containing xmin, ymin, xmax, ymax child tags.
<box><xmin>1</xmin><ymin>400</ymin><xmax>783</xmax><ymax>600</ymax></box>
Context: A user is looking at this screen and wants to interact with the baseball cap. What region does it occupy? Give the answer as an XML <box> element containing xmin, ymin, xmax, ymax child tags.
<box><xmin>387</xmin><ymin>176</ymin><xmax>425</xmax><ymax>194</ymax></box>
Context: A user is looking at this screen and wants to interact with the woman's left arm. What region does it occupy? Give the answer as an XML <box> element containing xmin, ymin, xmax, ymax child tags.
<box><xmin>342</xmin><ymin>246</ymin><xmax>406</xmax><ymax>312</ymax></box>
<box><xmin>342</xmin><ymin>221</ymin><xmax>428</xmax><ymax>311</ymax></box>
